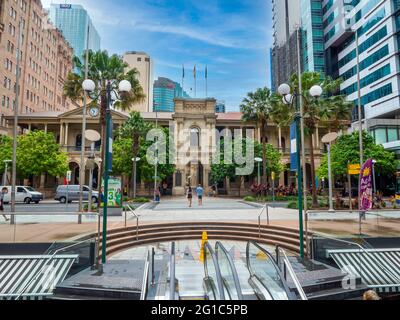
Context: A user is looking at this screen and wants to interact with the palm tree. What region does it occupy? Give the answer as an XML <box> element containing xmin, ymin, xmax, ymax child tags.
<box><xmin>241</xmin><ymin>88</ymin><xmax>275</xmax><ymax>185</ymax></box>
<box><xmin>289</xmin><ymin>72</ymin><xmax>352</xmax><ymax>207</ymax></box>
<box><xmin>119</xmin><ymin>112</ymin><xmax>152</xmax><ymax>198</ymax></box>
<box><xmin>63</xmin><ymin>50</ymin><xmax>145</xmax><ymax>189</ymax></box>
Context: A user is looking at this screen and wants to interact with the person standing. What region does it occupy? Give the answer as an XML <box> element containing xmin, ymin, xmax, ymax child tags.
<box><xmin>0</xmin><ymin>187</ymin><xmax>10</xmax><ymax>222</ymax></box>
<box><xmin>187</xmin><ymin>186</ymin><xmax>193</xmax><ymax>208</ymax></box>
<box><xmin>196</xmin><ymin>184</ymin><xmax>204</xmax><ymax>206</ymax></box>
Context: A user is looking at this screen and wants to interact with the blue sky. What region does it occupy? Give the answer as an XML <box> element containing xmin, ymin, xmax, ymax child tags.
<box><xmin>43</xmin><ymin>0</ymin><xmax>273</xmax><ymax>111</ymax></box>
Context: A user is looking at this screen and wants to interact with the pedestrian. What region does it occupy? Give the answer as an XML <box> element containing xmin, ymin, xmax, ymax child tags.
<box><xmin>363</xmin><ymin>290</ymin><xmax>380</xmax><ymax>300</ymax></box>
<box><xmin>211</xmin><ymin>184</ymin><xmax>217</xmax><ymax>197</ymax></box>
<box><xmin>162</xmin><ymin>182</ymin><xmax>168</xmax><ymax>196</ymax></box>
<box><xmin>154</xmin><ymin>187</ymin><xmax>161</xmax><ymax>203</ymax></box>
<box><xmin>196</xmin><ymin>184</ymin><xmax>204</xmax><ymax>206</ymax></box>
<box><xmin>187</xmin><ymin>186</ymin><xmax>193</xmax><ymax>207</ymax></box>
<box><xmin>0</xmin><ymin>187</ymin><xmax>10</xmax><ymax>222</ymax></box>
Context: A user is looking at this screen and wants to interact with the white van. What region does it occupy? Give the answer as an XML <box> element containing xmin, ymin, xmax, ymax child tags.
<box><xmin>0</xmin><ymin>186</ymin><xmax>43</xmax><ymax>204</ymax></box>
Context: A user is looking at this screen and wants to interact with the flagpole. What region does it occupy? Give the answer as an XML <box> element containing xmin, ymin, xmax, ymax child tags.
<box><xmin>182</xmin><ymin>64</ymin><xmax>184</xmax><ymax>97</ymax></box>
<box><xmin>194</xmin><ymin>65</ymin><xmax>197</xmax><ymax>98</ymax></box>
<box><xmin>205</xmin><ymin>65</ymin><xmax>208</xmax><ymax>98</ymax></box>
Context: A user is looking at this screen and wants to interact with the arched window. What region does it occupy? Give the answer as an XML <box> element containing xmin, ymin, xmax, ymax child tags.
<box><xmin>75</xmin><ymin>134</ymin><xmax>82</xmax><ymax>150</ymax></box>
<box><xmin>190</xmin><ymin>127</ymin><xmax>200</xmax><ymax>147</ymax></box>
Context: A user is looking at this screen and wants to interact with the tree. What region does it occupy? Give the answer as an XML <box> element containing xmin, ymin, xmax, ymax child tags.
<box><xmin>0</xmin><ymin>135</ymin><xmax>13</xmax><ymax>180</ymax></box>
<box><xmin>119</xmin><ymin>112</ymin><xmax>152</xmax><ymax>197</ymax></box>
<box><xmin>63</xmin><ymin>50</ymin><xmax>145</xmax><ymax>191</ymax></box>
<box><xmin>241</xmin><ymin>88</ymin><xmax>275</xmax><ymax>184</ymax></box>
<box><xmin>210</xmin><ymin>138</ymin><xmax>283</xmax><ymax>196</ymax></box>
<box><xmin>289</xmin><ymin>72</ymin><xmax>353</xmax><ymax>207</ymax></box>
<box><xmin>112</xmin><ymin>137</ymin><xmax>133</xmax><ymax>177</ymax></box>
<box><xmin>317</xmin><ymin>131</ymin><xmax>398</xmax><ymax>180</ymax></box>
<box><xmin>16</xmin><ymin>131</ymin><xmax>69</xmax><ymax>183</ymax></box>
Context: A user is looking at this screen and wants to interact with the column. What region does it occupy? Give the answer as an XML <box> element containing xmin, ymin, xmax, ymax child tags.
<box><xmin>44</xmin><ymin>123</ymin><xmax>48</xmax><ymax>133</ymax></box>
<box><xmin>316</xmin><ymin>126</ymin><xmax>320</xmax><ymax>148</ymax></box>
<box><xmin>59</xmin><ymin>123</ymin><xmax>64</xmax><ymax>146</ymax></box>
<box><xmin>39</xmin><ymin>174</ymin><xmax>46</xmax><ymax>190</ymax></box>
<box><xmin>278</xmin><ymin>127</ymin><xmax>282</xmax><ymax>150</ymax></box>
<box><xmin>64</xmin><ymin>123</ymin><xmax>69</xmax><ymax>145</ymax></box>
<box><xmin>28</xmin><ymin>123</ymin><xmax>32</xmax><ymax>132</ymax></box>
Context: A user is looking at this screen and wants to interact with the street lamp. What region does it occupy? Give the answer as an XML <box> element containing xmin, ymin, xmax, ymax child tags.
<box><xmin>132</xmin><ymin>157</ymin><xmax>141</xmax><ymax>199</ymax></box>
<box><xmin>255</xmin><ymin>157</ymin><xmax>262</xmax><ymax>185</ymax></box>
<box><xmin>82</xmin><ymin>78</ymin><xmax>132</xmax><ymax>265</ymax></box>
<box><xmin>2</xmin><ymin>160</ymin><xmax>12</xmax><ymax>186</ymax></box>
<box><xmin>322</xmin><ymin>132</ymin><xmax>339</xmax><ymax>212</ymax></box>
<box><xmin>278</xmin><ymin>82</ymin><xmax>323</xmax><ymax>258</ymax></box>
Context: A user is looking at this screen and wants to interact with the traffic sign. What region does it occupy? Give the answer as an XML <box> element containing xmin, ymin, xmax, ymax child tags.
<box><xmin>348</xmin><ymin>164</ymin><xmax>361</xmax><ymax>175</ymax></box>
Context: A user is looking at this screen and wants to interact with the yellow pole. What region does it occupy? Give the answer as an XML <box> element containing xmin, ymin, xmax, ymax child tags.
<box><xmin>199</xmin><ymin>231</ymin><xmax>208</xmax><ymax>262</ymax></box>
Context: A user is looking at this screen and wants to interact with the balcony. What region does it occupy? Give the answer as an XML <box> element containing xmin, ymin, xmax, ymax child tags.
<box><xmin>62</xmin><ymin>145</ymin><xmax>101</xmax><ymax>154</ymax></box>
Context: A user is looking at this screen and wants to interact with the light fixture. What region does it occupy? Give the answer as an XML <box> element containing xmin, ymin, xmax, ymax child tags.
<box><xmin>310</xmin><ymin>85</ymin><xmax>323</xmax><ymax>98</ymax></box>
<box><xmin>82</xmin><ymin>79</ymin><xmax>96</xmax><ymax>92</ymax></box>
<box><xmin>118</xmin><ymin>80</ymin><xmax>132</xmax><ymax>93</ymax></box>
<box><xmin>278</xmin><ymin>83</ymin><xmax>291</xmax><ymax>96</ymax></box>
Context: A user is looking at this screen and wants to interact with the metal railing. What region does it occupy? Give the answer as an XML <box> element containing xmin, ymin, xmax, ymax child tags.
<box><xmin>125</xmin><ymin>204</ymin><xmax>139</xmax><ymax>240</ymax></box>
<box><xmin>215</xmin><ymin>241</ymin><xmax>243</xmax><ymax>300</ymax></box>
<box><xmin>204</xmin><ymin>241</ymin><xmax>226</xmax><ymax>300</ymax></box>
<box><xmin>15</xmin><ymin>237</ymin><xmax>96</xmax><ymax>300</ymax></box>
<box><xmin>310</xmin><ymin>232</ymin><xmax>400</xmax><ymax>284</ymax></box>
<box><xmin>258</xmin><ymin>204</ymin><xmax>270</xmax><ymax>239</ymax></box>
<box><xmin>275</xmin><ymin>246</ymin><xmax>307</xmax><ymax>300</ymax></box>
<box><xmin>140</xmin><ymin>249</ymin><xmax>151</xmax><ymax>300</ymax></box>
<box><xmin>246</xmin><ymin>241</ymin><xmax>292</xmax><ymax>300</ymax></box>
<box><xmin>169</xmin><ymin>242</ymin><xmax>176</xmax><ymax>300</ymax></box>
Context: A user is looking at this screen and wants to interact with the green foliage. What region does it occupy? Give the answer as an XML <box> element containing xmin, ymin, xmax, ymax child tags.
<box><xmin>210</xmin><ymin>138</ymin><xmax>284</xmax><ymax>184</ymax></box>
<box><xmin>0</xmin><ymin>135</ymin><xmax>13</xmax><ymax>172</ymax></box>
<box><xmin>317</xmin><ymin>131</ymin><xmax>398</xmax><ymax>178</ymax></box>
<box><xmin>129</xmin><ymin>197</ymin><xmax>150</xmax><ymax>203</ymax></box>
<box><xmin>243</xmin><ymin>196</ymin><xmax>256</xmax><ymax>202</ymax></box>
<box><xmin>112</xmin><ymin>137</ymin><xmax>134</xmax><ymax>176</ymax></box>
<box><xmin>16</xmin><ymin>131</ymin><xmax>69</xmax><ymax>178</ymax></box>
<box><xmin>0</xmin><ymin>131</ymin><xmax>68</xmax><ymax>179</ymax></box>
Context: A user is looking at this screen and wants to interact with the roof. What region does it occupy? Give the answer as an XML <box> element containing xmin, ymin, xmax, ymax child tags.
<box><xmin>217</xmin><ymin>112</ymin><xmax>243</xmax><ymax>121</ymax></box>
<box><xmin>329</xmin><ymin>248</ymin><xmax>400</xmax><ymax>293</ymax></box>
<box><xmin>0</xmin><ymin>255</ymin><xmax>78</xmax><ymax>300</ymax></box>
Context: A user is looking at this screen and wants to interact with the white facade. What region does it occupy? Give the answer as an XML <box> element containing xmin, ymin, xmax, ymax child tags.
<box><xmin>123</xmin><ymin>51</ymin><xmax>154</xmax><ymax>112</ymax></box>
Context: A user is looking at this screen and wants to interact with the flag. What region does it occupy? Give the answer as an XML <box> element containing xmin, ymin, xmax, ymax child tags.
<box><xmin>182</xmin><ymin>65</ymin><xmax>185</xmax><ymax>78</ymax></box>
<box><xmin>205</xmin><ymin>65</ymin><xmax>208</xmax><ymax>79</ymax></box>
<box><xmin>359</xmin><ymin>159</ymin><xmax>374</xmax><ymax>211</ymax></box>
<box><xmin>194</xmin><ymin>65</ymin><xmax>196</xmax><ymax>79</ymax></box>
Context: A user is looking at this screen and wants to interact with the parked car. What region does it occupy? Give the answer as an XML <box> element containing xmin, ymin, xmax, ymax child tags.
<box><xmin>55</xmin><ymin>185</ymin><xmax>99</xmax><ymax>204</ymax></box>
<box><xmin>0</xmin><ymin>186</ymin><xmax>43</xmax><ymax>204</ymax></box>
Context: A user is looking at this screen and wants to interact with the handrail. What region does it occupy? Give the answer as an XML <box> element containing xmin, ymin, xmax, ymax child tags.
<box><xmin>258</xmin><ymin>204</ymin><xmax>269</xmax><ymax>239</ymax></box>
<box><xmin>125</xmin><ymin>204</ymin><xmax>139</xmax><ymax>240</ymax></box>
<box><xmin>15</xmin><ymin>237</ymin><xmax>96</xmax><ymax>300</ymax></box>
<box><xmin>204</xmin><ymin>242</ymin><xmax>225</xmax><ymax>300</ymax></box>
<box><xmin>140</xmin><ymin>250</ymin><xmax>151</xmax><ymax>300</ymax></box>
<box><xmin>215</xmin><ymin>241</ymin><xmax>243</xmax><ymax>300</ymax></box>
<box><xmin>169</xmin><ymin>242</ymin><xmax>176</xmax><ymax>300</ymax></box>
<box><xmin>246</xmin><ymin>241</ymin><xmax>292</xmax><ymax>300</ymax></box>
<box><xmin>311</xmin><ymin>232</ymin><xmax>400</xmax><ymax>284</ymax></box>
<box><xmin>276</xmin><ymin>246</ymin><xmax>307</xmax><ymax>300</ymax></box>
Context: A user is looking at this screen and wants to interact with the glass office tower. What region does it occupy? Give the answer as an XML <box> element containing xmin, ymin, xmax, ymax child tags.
<box><xmin>153</xmin><ymin>77</ymin><xmax>190</xmax><ymax>112</ymax></box>
<box><xmin>49</xmin><ymin>4</ymin><xmax>101</xmax><ymax>63</ymax></box>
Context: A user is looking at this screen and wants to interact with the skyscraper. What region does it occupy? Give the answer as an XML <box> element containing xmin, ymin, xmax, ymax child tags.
<box><xmin>215</xmin><ymin>100</ymin><xmax>226</xmax><ymax>113</ymax></box>
<box><xmin>153</xmin><ymin>77</ymin><xmax>190</xmax><ymax>112</ymax></box>
<box><xmin>49</xmin><ymin>4</ymin><xmax>101</xmax><ymax>62</ymax></box>
<box><xmin>123</xmin><ymin>52</ymin><xmax>153</xmax><ymax>112</ymax></box>
<box><xmin>271</xmin><ymin>0</ymin><xmax>301</xmax><ymax>91</ymax></box>
<box><xmin>323</xmin><ymin>0</ymin><xmax>400</xmax><ymax>158</ymax></box>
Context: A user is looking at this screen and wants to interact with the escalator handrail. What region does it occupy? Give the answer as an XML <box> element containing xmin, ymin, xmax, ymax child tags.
<box><xmin>204</xmin><ymin>242</ymin><xmax>226</xmax><ymax>300</ymax></box>
<box><xmin>215</xmin><ymin>241</ymin><xmax>243</xmax><ymax>300</ymax></box>
<box><xmin>276</xmin><ymin>246</ymin><xmax>308</xmax><ymax>300</ymax></box>
<box><xmin>246</xmin><ymin>241</ymin><xmax>293</xmax><ymax>300</ymax></box>
<box><xmin>140</xmin><ymin>249</ymin><xmax>151</xmax><ymax>300</ymax></box>
<box><xmin>169</xmin><ymin>242</ymin><xmax>176</xmax><ymax>300</ymax></box>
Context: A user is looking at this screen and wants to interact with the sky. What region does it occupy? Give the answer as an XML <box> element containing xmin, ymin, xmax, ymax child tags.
<box><xmin>42</xmin><ymin>0</ymin><xmax>273</xmax><ymax>111</ymax></box>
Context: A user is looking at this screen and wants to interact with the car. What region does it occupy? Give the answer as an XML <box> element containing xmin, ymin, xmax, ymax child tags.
<box><xmin>55</xmin><ymin>185</ymin><xmax>99</xmax><ymax>204</ymax></box>
<box><xmin>0</xmin><ymin>186</ymin><xmax>43</xmax><ymax>204</ymax></box>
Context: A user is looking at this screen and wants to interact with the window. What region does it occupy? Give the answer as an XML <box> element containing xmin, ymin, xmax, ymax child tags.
<box><xmin>190</xmin><ymin>127</ymin><xmax>200</xmax><ymax>147</ymax></box>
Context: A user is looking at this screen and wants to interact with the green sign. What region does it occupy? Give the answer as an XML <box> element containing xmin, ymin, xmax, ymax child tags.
<box><xmin>102</xmin><ymin>177</ymin><xmax>122</xmax><ymax>207</ymax></box>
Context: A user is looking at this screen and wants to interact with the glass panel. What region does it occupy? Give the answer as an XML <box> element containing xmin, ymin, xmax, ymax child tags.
<box><xmin>216</xmin><ymin>244</ymin><xmax>239</xmax><ymax>300</ymax></box>
<box><xmin>375</xmin><ymin>128</ymin><xmax>387</xmax><ymax>144</ymax></box>
<box><xmin>388</xmin><ymin>128</ymin><xmax>399</xmax><ymax>142</ymax></box>
<box><xmin>247</xmin><ymin>242</ymin><xmax>289</xmax><ymax>300</ymax></box>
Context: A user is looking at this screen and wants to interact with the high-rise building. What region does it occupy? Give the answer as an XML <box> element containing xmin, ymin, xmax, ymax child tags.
<box><xmin>323</xmin><ymin>0</ymin><xmax>400</xmax><ymax>158</ymax></box>
<box><xmin>123</xmin><ymin>52</ymin><xmax>154</xmax><ymax>112</ymax></box>
<box><xmin>215</xmin><ymin>100</ymin><xmax>226</xmax><ymax>113</ymax></box>
<box><xmin>49</xmin><ymin>4</ymin><xmax>100</xmax><ymax>63</ymax></box>
<box><xmin>271</xmin><ymin>0</ymin><xmax>301</xmax><ymax>91</ymax></box>
<box><xmin>0</xmin><ymin>0</ymin><xmax>74</xmax><ymax>135</ymax></box>
<box><xmin>153</xmin><ymin>77</ymin><xmax>190</xmax><ymax>112</ymax></box>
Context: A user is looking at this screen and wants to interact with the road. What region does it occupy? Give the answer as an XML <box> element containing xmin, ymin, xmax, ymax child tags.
<box><xmin>3</xmin><ymin>201</ymin><xmax>79</xmax><ymax>213</ymax></box>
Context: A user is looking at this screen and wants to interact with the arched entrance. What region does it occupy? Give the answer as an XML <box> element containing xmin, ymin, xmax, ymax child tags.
<box><xmin>69</xmin><ymin>162</ymin><xmax>80</xmax><ymax>185</ymax></box>
<box><xmin>186</xmin><ymin>161</ymin><xmax>204</xmax><ymax>187</ymax></box>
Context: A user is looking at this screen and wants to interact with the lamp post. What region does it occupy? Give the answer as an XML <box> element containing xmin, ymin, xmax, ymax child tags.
<box><xmin>154</xmin><ymin>108</ymin><xmax>159</xmax><ymax>202</ymax></box>
<box><xmin>255</xmin><ymin>157</ymin><xmax>262</xmax><ymax>185</ymax></box>
<box><xmin>278</xmin><ymin>82</ymin><xmax>323</xmax><ymax>258</ymax></box>
<box><xmin>82</xmin><ymin>78</ymin><xmax>132</xmax><ymax>264</ymax></box>
<box><xmin>322</xmin><ymin>132</ymin><xmax>339</xmax><ymax>212</ymax></box>
<box><xmin>2</xmin><ymin>160</ymin><xmax>12</xmax><ymax>186</ymax></box>
<box><xmin>132</xmin><ymin>157</ymin><xmax>141</xmax><ymax>199</ymax></box>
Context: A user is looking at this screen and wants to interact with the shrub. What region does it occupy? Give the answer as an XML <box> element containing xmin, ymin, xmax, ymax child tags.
<box><xmin>130</xmin><ymin>197</ymin><xmax>150</xmax><ymax>203</ymax></box>
<box><xmin>243</xmin><ymin>196</ymin><xmax>256</xmax><ymax>202</ymax></box>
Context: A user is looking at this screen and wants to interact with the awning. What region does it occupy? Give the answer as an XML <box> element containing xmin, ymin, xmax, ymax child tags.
<box><xmin>0</xmin><ymin>255</ymin><xmax>78</xmax><ymax>300</ymax></box>
<box><xmin>328</xmin><ymin>249</ymin><xmax>400</xmax><ymax>293</ymax></box>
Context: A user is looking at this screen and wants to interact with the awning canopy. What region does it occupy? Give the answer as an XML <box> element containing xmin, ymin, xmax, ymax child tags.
<box><xmin>328</xmin><ymin>248</ymin><xmax>400</xmax><ymax>293</ymax></box>
<box><xmin>0</xmin><ymin>255</ymin><xmax>78</xmax><ymax>300</ymax></box>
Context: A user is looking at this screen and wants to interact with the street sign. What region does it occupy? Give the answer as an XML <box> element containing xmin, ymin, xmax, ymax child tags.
<box><xmin>290</xmin><ymin>121</ymin><xmax>298</xmax><ymax>172</ymax></box>
<box><xmin>271</xmin><ymin>172</ymin><xmax>276</xmax><ymax>180</ymax></box>
<box><xmin>348</xmin><ymin>164</ymin><xmax>361</xmax><ymax>175</ymax></box>
<box><xmin>66</xmin><ymin>170</ymin><xmax>72</xmax><ymax>182</ymax></box>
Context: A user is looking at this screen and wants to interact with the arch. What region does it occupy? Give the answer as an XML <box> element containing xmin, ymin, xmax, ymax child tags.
<box><xmin>69</xmin><ymin>162</ymin><xmax>80</xmax><ymax>185</ymax></box>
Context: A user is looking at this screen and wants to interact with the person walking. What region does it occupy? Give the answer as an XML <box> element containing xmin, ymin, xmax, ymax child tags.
<box><xmin>196</xmin><ymin>184</ymin><xmax>204</xmax><ymax>206</ymax></box>
<box><xmin>0</xmin><ymin>187</ymin><xmax>10</xmax><ymax>222</ymax></box>
<box><xmin>187</xmin><ymin>186</ymin><xmax>193</xmax><ymax>208</ymax></box>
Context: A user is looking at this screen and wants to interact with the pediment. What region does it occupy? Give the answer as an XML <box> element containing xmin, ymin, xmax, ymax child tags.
<box><xmin>59</xmin><ymin>107</ymin><xmax>129</xmax><ymax>121</ymax></box>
